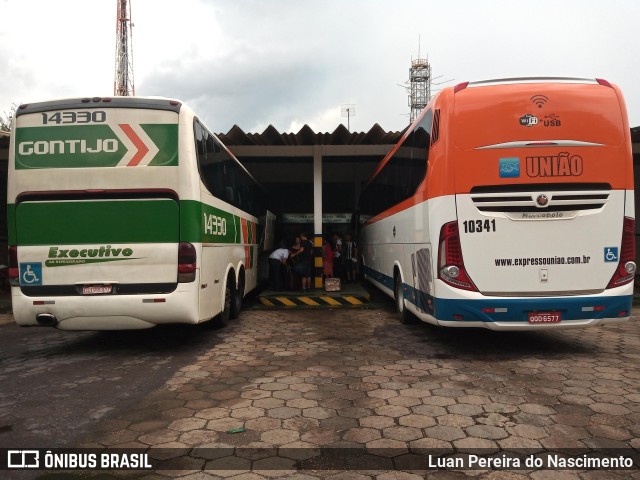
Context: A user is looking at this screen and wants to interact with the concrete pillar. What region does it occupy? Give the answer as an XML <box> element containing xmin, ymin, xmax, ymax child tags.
<box><xmin>313</xmin><ymin>146</ymin><xmax>323</xmax><ymax>289</ymax></box>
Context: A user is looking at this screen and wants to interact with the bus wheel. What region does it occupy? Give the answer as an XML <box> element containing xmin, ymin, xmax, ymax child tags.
<box><xmin>230</xmin><ymin>275</ymin><xmax>244</xmax><ymax>320</ymax></box>
<box><xmin>220</xmin><ymin>273</ymin><xmax>236</xmax><ymax>323</ymax></box>
<box><xmin>395</xmin><ymin>274</ymin><xmax>415</xmax><ymax>324</ymax></box>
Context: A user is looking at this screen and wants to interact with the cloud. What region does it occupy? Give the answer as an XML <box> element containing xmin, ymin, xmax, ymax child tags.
<box><xmin>140</xmin><ymin>44</ymin><xmax>330</xmax><ymax>132</ymax></box>
<box><xmin>1</xmin><ymin>0</ymin><xmax>638</xmax><ymax>130</ymax></box>
<box><xmin>135</xmin><ymin>0</ymin><xmax>427</xmax><ymax>132</ymax></box>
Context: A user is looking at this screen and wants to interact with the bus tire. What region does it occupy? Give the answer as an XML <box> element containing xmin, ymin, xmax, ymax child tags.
<box><xmin>214</xmin><ymin>274</ymin><xmax>234</xmax><ymax>326</ymax></box>
<box><xmin>395</xmin><ymin>274</ymin><xmax>415</xmax><ymax>324</ymax></box>
<box><xmin>230</xmin><ymin>272</ymin><xmax>244</xmax><ymax>319</ymax></box>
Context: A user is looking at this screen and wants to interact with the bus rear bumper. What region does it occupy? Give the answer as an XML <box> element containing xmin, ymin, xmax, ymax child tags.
<box><xmin>431</xmin><ymin>292</ymin><xmax>633</xmax><ymax>331</ymax></box>
<box><xmin>11</xmin><ymin>285</ymin><xmax>200</xmax><ymax>330</ymax></box>
<box><xmin>437</xmin><ymin>316</ymin><xmax>628</xmax><ymax>331</ymax></box>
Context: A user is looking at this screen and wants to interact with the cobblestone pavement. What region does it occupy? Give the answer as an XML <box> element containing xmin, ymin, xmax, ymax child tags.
<box><xmin>54</xmin><ymin>303</ymin><xmax>640</xmax><ymax>480</ymax></box>
<box><xmin>0</xmin><ymin>317</ymin><xmax>226</xmax><ymax>450</ymax></box>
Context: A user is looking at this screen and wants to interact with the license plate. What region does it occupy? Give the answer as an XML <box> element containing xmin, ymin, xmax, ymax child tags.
<box><xmin>528</xmin><ymin>311</ymin><xmax>561</xmax><ymax>324</ymax></box>
<box><xmin>82</xmin><ymin>284</ymin><xmax>112</xmax><ymax>295</ymax></box>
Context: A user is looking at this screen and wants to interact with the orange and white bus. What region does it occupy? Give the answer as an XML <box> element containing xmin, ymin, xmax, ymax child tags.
<box><xmin>358</xmin><ymin>77</ymin><xmax>635</xmax><ymax>330</ymax></box>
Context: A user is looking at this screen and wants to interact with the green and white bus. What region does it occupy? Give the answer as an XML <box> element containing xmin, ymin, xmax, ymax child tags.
<box><xmin>8</xmin><ymin>96</ymin><xmax>274</xmax><ymax>330</ymax></box>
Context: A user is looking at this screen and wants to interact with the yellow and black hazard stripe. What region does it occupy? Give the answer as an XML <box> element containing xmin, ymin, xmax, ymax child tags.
<box><xmin>313</xmin><ymin>234</ymin><xmax>323</xmax><ymax>289</ymax></box>
<box><xmin>259</xmin><ymin>293</ymin><xmax>370</xmax><ymax>308</ymax></box>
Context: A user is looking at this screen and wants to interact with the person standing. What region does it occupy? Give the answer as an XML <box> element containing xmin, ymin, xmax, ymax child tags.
<box><xmin>287</xmin><ymin>235</ymin><xmax>302</xmax><ymax>290</ymax></box>
<box><xmin>290</xmin><ymin>232</ymin><xmax>314</xmax><ymax>292</ymax></box>
<box><xmin>343</xmin><ymin>233</ymin><xmax>358</xmax><ymax>283</ymax></box>
<box><xmin>323</xmin><ymin>237</ymin><xmax>335</xmax><ymax>279</ymax></box>
<box><xmin>332</xmin><ymin>233</ymin><xmax>343</xmax><ymax>280</ymax></box>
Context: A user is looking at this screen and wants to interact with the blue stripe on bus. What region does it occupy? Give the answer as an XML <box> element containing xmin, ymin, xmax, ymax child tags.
<box><xmin>432</xmin><ymin>295</ymin><xmax>632</xmax><ymax>323</ymax></box>
<box><xmin>363</xmin><ymin>265</ymin><xmax>395</xmax><ymax>291</ymax></box>
<box><xmin>362</xmin><ymin>265</ymin><xmax>632</xmax><ymax>322</ymax></box>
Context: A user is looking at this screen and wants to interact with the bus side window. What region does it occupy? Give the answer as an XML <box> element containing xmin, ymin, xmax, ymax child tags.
<box><xmin>194</xmin><ymin>121</ymin><xmax>206</xmax><ymax>158</ymax></box>
<box><xmin>412</xmin><ymin>109</ymin><xmax>433</xmax><ymax>163</ymax></box>
<box><xmin>194</xmin><ymin>119</ymin><xmax>268</xmax><ymax>218</ymax></box>
<box><xmin>358</xmin><ymin>109</ymin><xmax>432</xmax><ymax>220</ymax></box>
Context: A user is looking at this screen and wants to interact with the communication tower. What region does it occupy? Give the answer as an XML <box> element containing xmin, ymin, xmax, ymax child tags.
<box><xmin>408</xmin><ymin>57</ymin><xmax>431</xmax><ymax>123</ymax></box>
<box><xmin>114</xmin><ymin>0</ymin><xmax>135</xmax><ymax>96</ymax></box>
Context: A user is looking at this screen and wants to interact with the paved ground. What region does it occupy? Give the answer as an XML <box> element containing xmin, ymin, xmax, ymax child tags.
<box><xmin>1</xmin><ymin>293</ymin><xmax>639</xmax><ymax>479</ymax></box>
<box><xmin>0</xmin><ymin>319</ymin><xmax>225</xmax><ymax>450</ymax></box>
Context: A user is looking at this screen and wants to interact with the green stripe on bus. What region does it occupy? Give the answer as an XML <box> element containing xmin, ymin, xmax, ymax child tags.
<box><xmin>7</xmin><ymin>205</ymin><xmax>16</xmax><ymax>245</ymax></box>
<box><xmin>142</xmin><ymin>124</ymin><xmax>179</xmax><ymax>166</ymax></box>
<box><xmin>15</xmin><ymin>125</ymin><xmax>127</xmax><ymax>169</ymax></box>
<box><xmin>179</xmin><ymin>200</ymin><xmax>240</xmax><ymax>244</ymax></box>
<box><xmin>45</xmin><ymin>257</ymin><xmax>140</xmax><ymax>267</ymax></box>
<box><xmin>15</xmin><ymin>199</ymin><xmax>179</xmax><ymax>245</ymax></box>
<box><xmin>9</xmin><ymin>199</ymin><xmax>256</xmax><ymax>246</ymax></box>
<box><xmin>14</xmin><ymin>124</ymin><xmax>178</xmax><ymax>169</ymax></box>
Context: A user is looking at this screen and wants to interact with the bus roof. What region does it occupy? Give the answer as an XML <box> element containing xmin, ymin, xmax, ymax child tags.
<box><xmin>455</xmin><ymin>77</ymin><xmax>603</xmax><ymax>90</ymax></box>
<box><xmin>16</xmin><ymin>97</ymin><xmax>183</xmax><ymax>116</ymax></box>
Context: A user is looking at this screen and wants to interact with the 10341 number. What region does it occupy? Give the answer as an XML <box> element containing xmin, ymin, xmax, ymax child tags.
<box><xmin>463</xmin><ymin>219</ymin><xmax>496</xmax><ymax>233</ymax></box>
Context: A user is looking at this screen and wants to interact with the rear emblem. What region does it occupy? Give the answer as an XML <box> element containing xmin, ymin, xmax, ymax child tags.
<box><xmin>499</xmin><ymin>158</ymin><xmax>520</xmax><ymax>178</ymax></box>
<box><xmin>535</xmin><ymin>194</ymin><xmax>549</xmax><ymax>207</ymax></box>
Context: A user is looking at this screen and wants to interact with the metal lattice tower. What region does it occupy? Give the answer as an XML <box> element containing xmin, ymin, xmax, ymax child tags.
<box><xmin>409</xmin><ymin>58</ymin><xmax>431</xmax><ymax>123</ymax></box>
<box><xmin>114</xmin><ymin>0</ymin><xmax>135</xmax><ymax>96</ymax></box>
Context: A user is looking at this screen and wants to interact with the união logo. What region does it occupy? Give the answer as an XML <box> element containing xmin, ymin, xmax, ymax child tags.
<box><xmin>526</xmin><ymin>152</ymin><xmax>583</xmax><ymax>177</ymax></box>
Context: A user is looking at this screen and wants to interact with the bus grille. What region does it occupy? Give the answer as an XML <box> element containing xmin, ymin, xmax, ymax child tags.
<box><xmin>469</xmin><ymin>183</ymin><xmax>611</xmax><ymax>213</ymax></box>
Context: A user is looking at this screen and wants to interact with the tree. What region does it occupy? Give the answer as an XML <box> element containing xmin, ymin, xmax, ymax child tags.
<box><xmin>0</xmin><ymin>103</ymin><xmax>19</xmax><ymax>133</ymax></box>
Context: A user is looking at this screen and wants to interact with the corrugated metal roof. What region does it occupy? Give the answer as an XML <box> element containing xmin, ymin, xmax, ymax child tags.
<box><xmin>1</xmin><ymin>124</ymin><xmax>638</xmax><ymax>146</ymax></box>
<box><xmin>221</xmin><ymin>124</ymin><xmax>640</xmax><ymax>147</ymax></box>
<box><xmin>216</xmin><ymin>123</ymin><xmax>406</xmax><ymax>147</ymax></box>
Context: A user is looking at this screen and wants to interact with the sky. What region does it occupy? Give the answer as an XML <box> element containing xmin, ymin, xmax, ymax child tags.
<box><xmin>1</xmin><ymin>0</ymin><xmax>639</xmax><ymax>134</ymax></box>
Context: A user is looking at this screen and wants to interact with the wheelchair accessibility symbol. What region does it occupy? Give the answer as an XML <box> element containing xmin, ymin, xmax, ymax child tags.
<box><xmin>604</xmin><ymin>247</ymin><xmax>619</xmax><ymax>263</ymax></box>
<box><xmin>19</xmin><ymin>263</ymin><xmax>42</xmax><ymax>285</ymax></box>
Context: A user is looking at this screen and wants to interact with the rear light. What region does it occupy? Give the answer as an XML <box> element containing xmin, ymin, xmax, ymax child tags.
<box><xmin>178</xmin><ymin>242</ymin><xmax>196</xmax><ymax>283</ymax></box>
<box><xmin>8</xmin><ymin>246</ymin><xmax>18</xmax><ymax>286</ymax></box>
<box><xmin>607</xmin><ymin>217</ymin><xmax>636</xmax><ymax>288</ymax></box>
<box><xmin>453</xmin><ymin>82</ymin><xmax>469</xmax><ymax>93</ymax></box>
<box><xmin>438</xmin><ymin>221</ymin><xmax>477</xmax><ymax>291</ymax></box>
<box><xmin>596</xmin><ymin>78</ymin><xmax>613</xmax><ymax>88</ymax></box>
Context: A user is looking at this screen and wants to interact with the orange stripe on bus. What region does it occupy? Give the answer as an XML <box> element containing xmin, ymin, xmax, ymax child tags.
<box><xmin>119</xmin><ymin>124</ymin><xmax>149</xmax><ymax>167</ymax></box>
